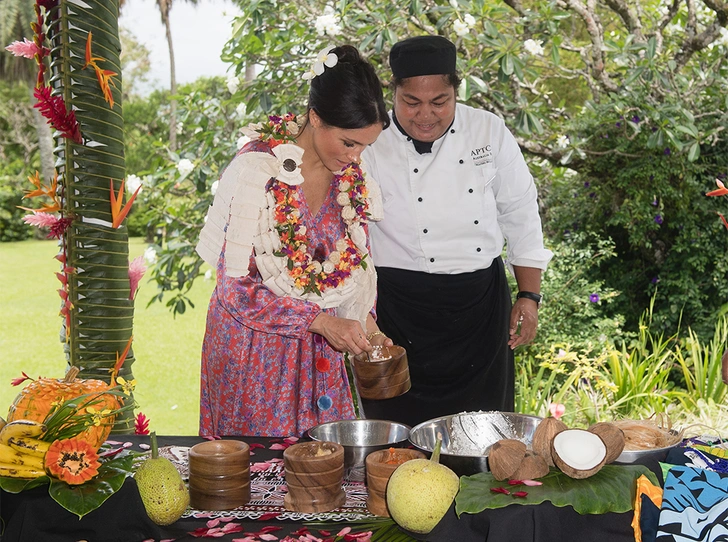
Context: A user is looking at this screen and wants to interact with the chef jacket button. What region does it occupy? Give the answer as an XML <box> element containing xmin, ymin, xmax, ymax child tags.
<box><xmin>476</xmin><ymin>247</ymin><xmax>482</xmax><ymax>252</ymax></box>
<box><xmin>414</xmin><ymin>168</ymin><xmax>419</xmax><ymax>173</ymax></box>
<box><xmin>468</xmin><ymin>188</ymin><xmax>474</xmax><ymax>193</ymax></box>
<box><xmin>430</xmin><ymin>258</ymin><xmax>435</xmax><ymax>262</ymax></box>
<box><xmin>407</xmin><ymin>137</ymin><xmax>411</xmax><ymax>141</ymax></box>
<box><xmin>418</xmin><ymin>197</ymin><xmax>423</xmax><ymax>202</ymax></box>
<box><xmin>450</xmin><ymin>129</ymin><xmax>455</xmax><ymax>133</ymax></box>
<box><xmin>423</xmin><ymin>229</ymin><xmax>428</xmax><ymax>234</ymax></box>
<box><xmin>459</xmin><ymin>159</ymin><xmax>464</xmax><ymax>164</ymax></box>
<box><xmin>474</xmin><ymin>220</ymin><xmax>479</xmax><ymax>224</ymax></box>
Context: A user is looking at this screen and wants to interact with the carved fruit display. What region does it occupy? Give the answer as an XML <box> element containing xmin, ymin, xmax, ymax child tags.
<box><xmin>7</xmin><ymin>367</ymin><xmax>120</xmax><ymax>450</ymax></box>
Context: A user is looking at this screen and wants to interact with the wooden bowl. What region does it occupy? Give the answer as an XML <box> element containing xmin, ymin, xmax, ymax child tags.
<box><xmin>283</xmin><ymin>441</ymin><xmax>345</xmax><ymax>513</ymax></box>
<box><xmin>365</xmin><ymin>448</ymin><xmax>425</xmax><ymax>517</ymax></box>
<box><xmin>352</xmin><ymin>345</ymin><xmax>410</xmax><ymax>400</ymax></box>
<box><xmin>188</xmin><ymin>440</ymin><xmax>250</xmax><ymax>476</ymax></box>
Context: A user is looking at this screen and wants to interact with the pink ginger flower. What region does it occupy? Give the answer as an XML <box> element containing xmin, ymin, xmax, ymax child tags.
<box><xmin>5</xmin><ymin>38</ymin><xmax>41</xmax><ymax>58</ymax></box>
<box><xmin>23</xmin><ymin>211</ymin><xmax>59</xmax><ymax>228</ymax></box>
<box><xmin>128</xmin><ymin>255</ymin><xmax>147</xmax><ymax>299</ymax></box>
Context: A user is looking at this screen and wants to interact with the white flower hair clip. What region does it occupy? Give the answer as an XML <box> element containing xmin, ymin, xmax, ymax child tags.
<box><xmin>302</xmin><ymin>46</ymin><xmax>338</xmax><ymax>81</ymax></box>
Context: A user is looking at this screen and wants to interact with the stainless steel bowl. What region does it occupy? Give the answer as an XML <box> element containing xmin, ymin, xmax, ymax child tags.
<box><xmin>409</xmin><ymin>411</ymin><xmax>543</xmax><ymax>476</ymax></box>
<box><xmin>307</xmin><ymin>419</ymin><xmax>411</xmax><ymax>481</ymax></box>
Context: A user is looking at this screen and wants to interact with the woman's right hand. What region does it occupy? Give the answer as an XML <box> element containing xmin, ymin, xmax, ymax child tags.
<box><xmin>309</xmin><ymin>313</ymin><xmax>372</xmax><ymax>355</ymax></box>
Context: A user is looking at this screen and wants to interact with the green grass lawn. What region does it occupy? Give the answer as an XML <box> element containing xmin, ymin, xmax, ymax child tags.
<box><xmin>0</xmin><ymin>238</ymin><xmax>215</xmax><ymax>435</ymax></box>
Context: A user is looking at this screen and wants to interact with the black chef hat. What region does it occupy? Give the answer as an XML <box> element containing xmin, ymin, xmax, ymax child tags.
<box><xmin>389</xmin><ymin>36</ymin><xmax>457</xmax><ymax>79</ymax></box>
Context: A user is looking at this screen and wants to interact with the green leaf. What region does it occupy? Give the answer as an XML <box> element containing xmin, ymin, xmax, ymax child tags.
<box><xmin>48</xmin><ymin>454</ymin><xmax>136</xmax><ymax>518</ymax></box>
<box><xmin>687</xmin><ymin>141</ymin><xmax>700</xmax><ymax>162</ymax></box>
<box><xmin>456</xmin><ymin>465</ymin><xmax>659</xmax><ymax>516</ymax></box>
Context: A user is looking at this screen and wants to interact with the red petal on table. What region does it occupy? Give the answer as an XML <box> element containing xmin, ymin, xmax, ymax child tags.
<box><xmin>513</xmin><ymin>491</ymin><xmax>529</xmax><ymax>498</ymax></box>
<box><xmin>292</xmin><ymin>527</ymin><xmax>311</xmax><ymax>536</ymax></box>
<box><xmin>318</xmin><ymin>530</ymin><xmax>331</xmax><ymax>536</ymax></box>
<box><xmin>249</xmin><ymin>443</ymin><xmax>265</xmax><ymax>450</ymax></box>
<box><xmin>491</xmin><ymin>486</ymin><xmax>510</xmax><ymax>494</ymax></box>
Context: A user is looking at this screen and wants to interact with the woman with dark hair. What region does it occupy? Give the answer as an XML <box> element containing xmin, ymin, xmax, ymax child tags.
<box><xmin>196</xmin><ymin>45</ymin><xmax>392</xmax><ymax>437</ymax></box>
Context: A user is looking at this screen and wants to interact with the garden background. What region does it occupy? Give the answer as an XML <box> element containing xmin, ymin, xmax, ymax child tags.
<box><xmin>1</xmin><ymin>0</ymin><xmax>727</xmax><ymax>436</ymax></box>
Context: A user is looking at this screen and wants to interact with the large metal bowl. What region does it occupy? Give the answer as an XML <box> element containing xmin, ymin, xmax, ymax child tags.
<box><xmin>307</xmin><ymin>419</ymin><xmax>411</xmax><ymax>481</ymax></box>
<box><xmin>409</xmin><ymin>411</ymin><xmax>542</xmax><ymax>476</ymax></box>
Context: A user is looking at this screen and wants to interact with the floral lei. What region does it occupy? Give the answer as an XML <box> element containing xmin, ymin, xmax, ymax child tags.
<box><xmin>253</xmin><ymin>114</ymin><xmax>371</xmax><ymax>296</ymax></box>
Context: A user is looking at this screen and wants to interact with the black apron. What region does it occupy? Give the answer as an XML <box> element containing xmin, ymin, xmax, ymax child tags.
<box><xmin>361</xmin><ymin>258</ymin><xmax>514</xmax><ymax>428</ymax></box>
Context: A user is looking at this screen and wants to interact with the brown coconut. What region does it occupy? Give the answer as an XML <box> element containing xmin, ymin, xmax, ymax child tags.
<box><xmin>511</xmin><ymin>451</ymin><xmax>549</xmax><ymax>481</ymax></box>
<box><xmin>588</xmin><ymin>422</ymin><xmax>626</xmax><ymax>463</ymax></box>
<box><xmin>551</xmin><ymin>429</ymin><xmax>607</xmax><ymax>479</ymax></box>
<box><xmin>488</xmin><ymin>439</ymin><xmax>527</xmax><ymax>481</ymax></box>
<box><xmin>531</xmin><ymin>416</ymin><xmax>568</xmax><ymax>467</ymax></box>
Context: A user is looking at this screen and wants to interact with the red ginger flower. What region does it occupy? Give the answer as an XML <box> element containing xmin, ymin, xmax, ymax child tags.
<box><xmin>33</xmin><ymin>87</ymin><xmax>82</xmax><ymax>144</ymax></box>
<box><xmin>134</xmin><ymin>412</ymin><xmax>150</xmax><ymax>435</ymax></box>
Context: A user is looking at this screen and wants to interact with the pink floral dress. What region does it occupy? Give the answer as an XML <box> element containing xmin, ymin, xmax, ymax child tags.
<box><xmin>199</xmin><ymin>140</ymin><xmax>359</xmax><ymax>437</ymax></box>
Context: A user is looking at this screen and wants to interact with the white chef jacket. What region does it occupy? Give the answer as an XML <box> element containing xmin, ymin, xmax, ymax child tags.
<box><xmin>362</xmin><ymin>103</ymin><xmax>553</xmax><ymax>275</ymax></box>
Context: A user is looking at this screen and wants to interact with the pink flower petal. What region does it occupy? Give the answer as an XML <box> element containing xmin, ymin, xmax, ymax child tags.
<box><xmin>269</xmin><ymin>443</ymin><xmax>287</xmax><ymax>450</ymax></box>
<box><xmin>128</xmin><ymin>255</ymin><xmax>147</xmax><ymax>300</ymax></box>
<box><xmin>336</xmin><ymin>527</ymin><xmax>352</xmax><ymax>536</ymax></box>
<box><xmin>5</xmin><ymin>38</ymin><xmax>39</xmax><ymax>58</ymax></box>
<box><xmin>549</xmin><ymin>402</ymin><xmax>566</xmax><ymax>419</ymax></box>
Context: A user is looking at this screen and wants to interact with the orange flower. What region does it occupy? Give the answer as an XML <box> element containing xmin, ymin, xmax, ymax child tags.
<box><xmin>45</xmin><ymin>437</ymin><xmax>100</xmax><ymax>485</ymax></box>
<box><xmin>83</xmin><ymin>32</ymin><xmax>118</xmax><ymax>108</ymax></box>
<box><xmin>706</xmin><ymin>179</ymin><xmax>728</xmax><ymax>197</ymax></box>
<box><xmin>110</xmin><ymin>179</ymin><xmax>141</xmax><ymax>228</ymax></box>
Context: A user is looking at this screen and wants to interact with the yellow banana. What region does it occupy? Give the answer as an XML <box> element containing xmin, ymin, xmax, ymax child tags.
<box><xmin>0</xmin><ymin>443</ymin><xmax>45</xmax><ymax>470</ymax></box>
<box><xmin>7</xmin><ymin>436</ymin><xmax>50</xmax><ymax>458</ymax></box>
<box><xmin>0</xmin><ymin>462</ymin><xmax>46</xmax><ymax>479</ymax></box>
<box><xmin>0</xmin><ymin>420</ymin><xmax>46</xmax><ymax>443</ymax></box>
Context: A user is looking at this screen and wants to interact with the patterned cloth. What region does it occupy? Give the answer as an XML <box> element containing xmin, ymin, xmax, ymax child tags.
<box><xmin>199</xmin><ymin>140</ymin><xmax>358</xmax><ymax>437</ymax></box>
<box><xmin>655</xmin><ymin>465</ymin><xmax>728</xmax><ymax>541</ymax></box>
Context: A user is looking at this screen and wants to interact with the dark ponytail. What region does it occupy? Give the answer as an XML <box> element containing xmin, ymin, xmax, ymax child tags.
<box><xmin>307</xmin><ymin>45</ymin><xmax>390</xmax><ymax>130</ymax></box>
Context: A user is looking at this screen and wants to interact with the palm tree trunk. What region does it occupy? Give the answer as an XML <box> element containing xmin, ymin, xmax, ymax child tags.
<box><xmin>163</xmin><ymin>15</ymin><xmax>177</xmax><ymax>152</ymax></box>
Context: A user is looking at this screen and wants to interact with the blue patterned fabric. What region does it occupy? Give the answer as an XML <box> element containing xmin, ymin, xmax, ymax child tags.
<box><xmin>656</xmin><ymin>465</ymin><xmax>728</xmax><ymax>541</ymax></box>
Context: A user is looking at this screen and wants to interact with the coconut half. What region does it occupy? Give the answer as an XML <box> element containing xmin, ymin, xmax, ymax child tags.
<box><xmin>488</xmin><ymin>439</ymin><xmax>527</xmax><ymax>481</ymax></box>
<box><xmin>551</xmin><ymin>429</ymin><xmax>607</xmax><ymax>479</ymax></box>
<box><xmin>588</xmin><ymin>422</ymin><xmax>625</xmax><ymax>463</ymax></box>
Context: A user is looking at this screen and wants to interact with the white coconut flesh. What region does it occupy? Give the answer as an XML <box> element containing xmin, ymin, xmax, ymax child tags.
<box><xmin>552</xmin><ymin>429</ymin><xmax>606</xmax><ymax>470</ymax></box>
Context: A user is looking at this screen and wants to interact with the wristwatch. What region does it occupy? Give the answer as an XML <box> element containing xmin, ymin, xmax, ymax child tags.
<box><xmin>516</xmin><ymin>291</ymin><xmax>543</xmax><ymax>308</ymax></box>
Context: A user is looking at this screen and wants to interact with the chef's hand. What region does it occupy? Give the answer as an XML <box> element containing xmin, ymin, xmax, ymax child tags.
<box><xmin>309</xmin><ymin>313</ymin><xmax>372</xmax><ymax>355</ymax></box>
<box><xmin>508</xmin><ymin>299</ymin><xmax>539</xmax><ymax>349</ymax></box>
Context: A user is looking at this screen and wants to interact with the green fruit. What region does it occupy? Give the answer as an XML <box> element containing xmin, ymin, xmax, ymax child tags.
<box><xmin>134</xmin><ymin>432</ymin><xmax>190</xmax><ymax>525</ymax></box>
<box><xmin>386</xmin><ymin>435</ymin><xmax>460</xmax><ymax>534</ymax></box>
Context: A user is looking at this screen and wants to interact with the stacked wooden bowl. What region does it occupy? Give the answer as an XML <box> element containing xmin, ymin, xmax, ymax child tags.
<box><xmin>352</xmin><ymin>345</ymin><xmax>410</xmax><ymax>400</ymax></box>
<box><xmin>365</xmin><ymin>448</ymin><xmax>425</xmax><ymax>516</ymax></box>
<box><xmin>188</xmin><ymin>440</ymin><xmax>250</xmax><ymax>510</ymax></box>
<box><xmin>283</xmin><ymin>441</ymin><xmax>346</xmax><ymax>513</ymax></box>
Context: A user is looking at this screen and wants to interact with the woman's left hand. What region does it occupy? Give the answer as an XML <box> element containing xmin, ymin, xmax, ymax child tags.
<box><xmin>508</xmin><ymin>299</ymin><xmax>539</xmax><ymax>349</ymax></box>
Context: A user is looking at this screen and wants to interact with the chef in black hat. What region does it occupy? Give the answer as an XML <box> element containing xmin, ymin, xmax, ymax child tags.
<box><xmin>361</xmin><ymin>35</ymin><xmax>552</xmax><ymax>427</ymax></box>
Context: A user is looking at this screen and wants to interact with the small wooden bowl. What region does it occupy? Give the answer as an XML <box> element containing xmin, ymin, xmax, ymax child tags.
<box><xmin>353</xmin><ymin>345</ymin><xmax>410</xmax><ymax>400</ymax></box>
<box><xmin>283</xmin><ymin>441</ymin><xmax>345</xmax><ymax>513</ymax></box>
<box><xmin>365</xmin><ymin>448</ymin><xmax>425</xmax><ymax>517</ymax></box>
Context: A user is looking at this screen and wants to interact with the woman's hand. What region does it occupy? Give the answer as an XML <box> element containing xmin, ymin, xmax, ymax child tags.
<box><xmin>309</xmin><ymin>313</ymin><xmax>372</xmax><ymax>355</ymax></box>
<box><xmin>366</xmin><ymin>330</ymin><xmax>394</xmax><ymax>348</ymax></box>
<box><xmin>508</xmin><ymin>299</ymin><xmax>539</xmax><ymax>349</ymax></box>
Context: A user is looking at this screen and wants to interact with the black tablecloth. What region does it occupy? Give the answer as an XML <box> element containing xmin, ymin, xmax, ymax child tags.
<box><xmin>0</xmin><ymin>434</ymin><xmax>665</xmax><ymax>542</ymax></box>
